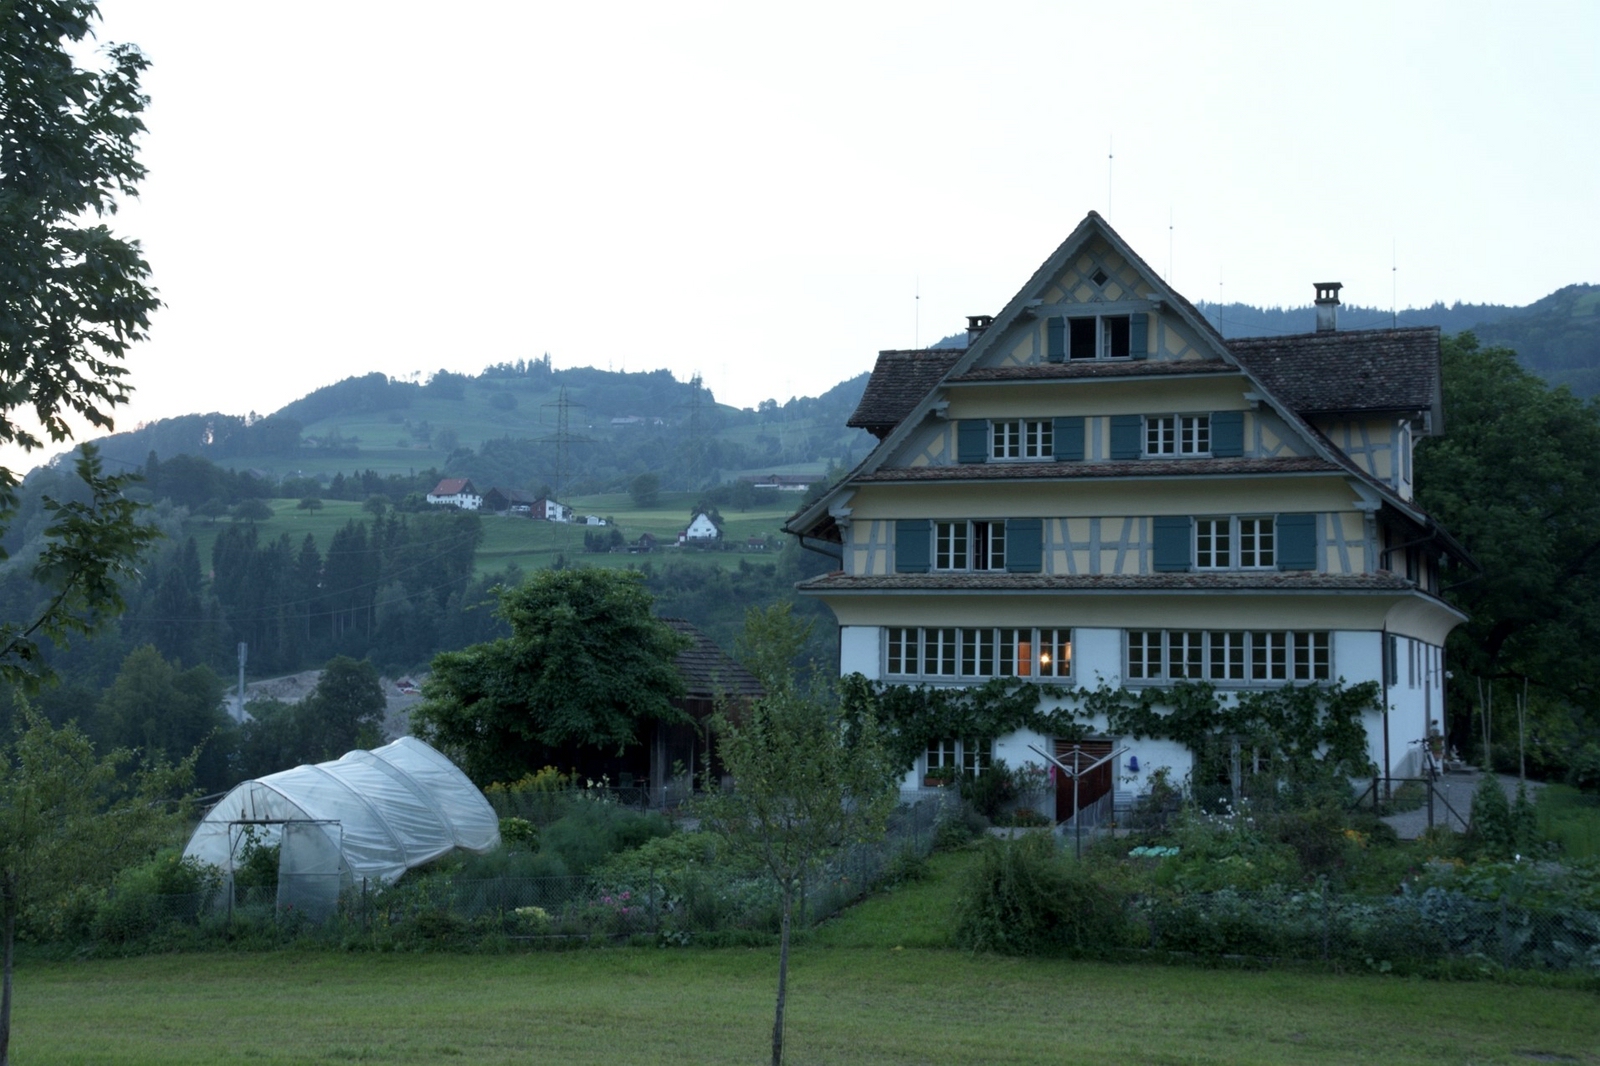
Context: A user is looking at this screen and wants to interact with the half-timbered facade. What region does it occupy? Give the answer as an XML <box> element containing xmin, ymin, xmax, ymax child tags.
<box><xmin>786</xmin><ymin>213</ymin><xmax>1468</xmax><ymax>811</ymax></box>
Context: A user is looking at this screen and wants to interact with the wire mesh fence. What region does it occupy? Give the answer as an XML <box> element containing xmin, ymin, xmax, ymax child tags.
<box><xmin>83</xmin><ymin>793</ymin><xmax>954</xmax><ymax>949</ymax></box>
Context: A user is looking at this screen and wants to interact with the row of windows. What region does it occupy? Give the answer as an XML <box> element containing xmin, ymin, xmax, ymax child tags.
<box><xmin>883</xmin><ymin>627</ymin><xmax>1332</xmax><ymax>684</ymax></box>
<box><xmin>1127</xmin><ymin>630</ymin><xmax>1331</xmax><ymax>682</ymax></box>
<box><xmin>986</xmin><ymin>415</ymin><xmax>1216</xmax><ymax>461</ymax></box>
<box><xmin>911</xmin><ymin>515</ymin><xmax>1280</xmax><ymax>572</ymax></box>
<box><xmin>886</xmin><ymin>627</ymin><xmax>1074</xmax><ymax>679</ymax></box>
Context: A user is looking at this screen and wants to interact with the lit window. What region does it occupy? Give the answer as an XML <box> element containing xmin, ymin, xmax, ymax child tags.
<box><xmin>889</xmin><ymin>627</ymin><xmax>1071</xmax><ymax>682</ymax></box>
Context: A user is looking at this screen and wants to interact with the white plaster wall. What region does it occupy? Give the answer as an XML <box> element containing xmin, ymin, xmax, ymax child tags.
<box><xmin>840</xmin><ymin>626</ymin><xmax>880</xmax><ymax>678</ymax></box>
<box><xmin>1072</xmin><ymin>627</ymin><xmax>1126</xmax><ymax>688</ymax></box>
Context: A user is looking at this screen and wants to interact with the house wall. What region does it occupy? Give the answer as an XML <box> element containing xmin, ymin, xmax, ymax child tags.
<box><xmin>853</xmin><ymin>619</ymin><xmax>1443</xmax><ymax>788</ymax></box>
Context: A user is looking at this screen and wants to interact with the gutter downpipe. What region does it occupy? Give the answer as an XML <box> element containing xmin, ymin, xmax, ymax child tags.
<box><xmin>1381</xmin><ymin>625</ymin><xmax>1392</xmax><ymax>801</ymax></box>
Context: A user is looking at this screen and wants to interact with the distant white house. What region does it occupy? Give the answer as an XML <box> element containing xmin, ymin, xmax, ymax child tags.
<box><xmin>747</xmin><ymin>473</ymin><xmax>819</xmax><ymax>493</ymax></box>
<box><xmin>580</xmin><ymin>515</ymin><xmax>609</xmax><ymax>527</ymax></box>
<box><xmin>531</xmin><ymin>497</ymin><xmax>573</xmax><ymax>523</ymax></box>
<box><xmin>426</xmin><ymin>478</ymin><xmax>482</xmax><ymax>510</ymax></box>
<box><xmin>680</xmin><ymin>512</ymin><xmax>721</xmax><ymax>545</ymax></box>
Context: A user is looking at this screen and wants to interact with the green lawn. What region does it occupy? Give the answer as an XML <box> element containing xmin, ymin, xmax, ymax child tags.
<box><xmin>10</xmin><ymin>849</ymin><xmax>1598</xmax><ymax>1065</ymax></box>
<box><xmin>1537</xmin><ymin>784</ymin><xmax>1600</xmax><ymax>860</ymax></box>
<box><xmin>174</xmin><ymin>494</ymin><xmax>799</xmax><ymax>579</ymax></box>
<box><xmin>12</xmin><ymin>947</ymin><xmax>1595</xmax><ymax>1065</ymax></box>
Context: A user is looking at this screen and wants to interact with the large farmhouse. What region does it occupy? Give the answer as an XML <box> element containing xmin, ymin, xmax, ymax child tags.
<box><xmin>785</xmin><ymin>212</ymin><xmax>1468</xmax><ymax>813</ymax></box>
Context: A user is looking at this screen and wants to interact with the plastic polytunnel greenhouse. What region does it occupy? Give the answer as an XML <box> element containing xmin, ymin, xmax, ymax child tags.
<box><xmin>184</xmin><ymin>737</ymin><xmax>500</xmax><ymax>917</ymax></box>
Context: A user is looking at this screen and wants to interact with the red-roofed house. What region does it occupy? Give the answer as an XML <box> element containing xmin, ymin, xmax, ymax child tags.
<box><xmin>426</xmin><ymin>478</ymin><xmax>482</xmax><ymax>510</ymax></box>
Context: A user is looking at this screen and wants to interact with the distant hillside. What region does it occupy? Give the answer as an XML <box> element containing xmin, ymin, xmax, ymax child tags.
<box><xmin>85</xmin><ymin>358</ymin><xmax>874</xmax><ymax>495</ymax></box>
<box><xmin>922</xmin><ymin>287</ymin><xmax>1600</xmax><ymax>396</ymax></box>
<box><xmin>1198</xmin><ymin>286</ymin><xmax>1600</xmax><ymax>396</ymax></box>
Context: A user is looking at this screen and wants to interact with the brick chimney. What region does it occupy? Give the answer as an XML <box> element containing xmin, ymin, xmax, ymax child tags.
<box><xmin>966</xmin><ymin>315</ymin><xmax>994</xmax><ymax>345</ymax></box>
<box><xmin>1314</xmin><ymin>283</ymin><xmax>1342</xmax><ymax>333</ymax></box>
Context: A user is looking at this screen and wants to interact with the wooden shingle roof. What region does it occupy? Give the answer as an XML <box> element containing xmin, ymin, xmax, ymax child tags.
<box><xmin>847</xmin><ymin>348</ymin><xmax>964</xmax><ymax>438</ymax></box>
<box><xmin>1227</xmin><ymin>327</ymin><xmax>1442</xmax><ymax>419</ymax></box>
<box><xmin>661</xmin><ymin>618</ymin><xmax>765</xmax><ymax>699</ymax></box>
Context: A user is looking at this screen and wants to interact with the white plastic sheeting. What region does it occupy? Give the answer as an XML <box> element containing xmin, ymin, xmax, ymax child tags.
<box><xmin>184</xmin><ymin>737</ymin><xmax>500</xmax><ymax>887</ymax></box>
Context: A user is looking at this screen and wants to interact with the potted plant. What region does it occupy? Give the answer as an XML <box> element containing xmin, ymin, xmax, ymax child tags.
<box><xmin>923</xmin><ymin>764</ymin><xmax>956</xmax><ymax>788</ymax></box>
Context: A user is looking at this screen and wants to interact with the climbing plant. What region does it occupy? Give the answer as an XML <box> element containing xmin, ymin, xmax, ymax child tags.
<box><xmin>841</xmin><ymin>673</ymin><xmax>1379</xmax><ymax>799</ymax></box>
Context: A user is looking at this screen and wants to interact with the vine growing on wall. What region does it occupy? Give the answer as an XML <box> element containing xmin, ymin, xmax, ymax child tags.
<box><xmin>839</xmin><ymin>673</ymin><xmax>1380</xmax><ymax>794</ymax></box>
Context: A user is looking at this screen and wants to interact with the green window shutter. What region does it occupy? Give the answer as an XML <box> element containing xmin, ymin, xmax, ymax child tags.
<box><xmin>1046</xmin><ymin>317</ymin><xmax>1066</xmax><ymax>363</ymax></box>
<box><xmin>1006</xmin><ymin>518</ymin><xmax>1043</xmax><ymax>573</ymax></box>
<box><xmin>1211</xmin><ymin>410</ymin><xmax>1243</xmax><ymax>457</ymax></box>
<box><xmin>1129</xmin><ymin>313</ymin><xmax>1149</xmax><ymax>361</ymax></box>
<box><xmin>895</xmin><ymin>519</ymin><xmax>931</xmax><ymax>573</ymax></box>
<box><xmin>1277</xmin><ymin>513</ymin><xmax>1317</xmax><ymax>570</ymax></box>
<box><xmin>957</xmin><ymin>420</ymin><xmax>989</xmax><ymax>463</ymax></box>
<box><xmin>1110</xmin><ymin>414</ymin><xmax>1142</xmax><ymax>460</ymax></box>
<box><xmin>1152</xmin><ymin>516</ymin><xmax>1192</xmax><ymax>572</ymax></box>
<box><xmin>1052</xmin><ymin>416</ymin><xmax>1085</xmax><ymax>461</ymax></box>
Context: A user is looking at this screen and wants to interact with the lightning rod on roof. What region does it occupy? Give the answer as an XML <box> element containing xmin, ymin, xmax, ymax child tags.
<box><xmin>914</xmin><ymin>275</ymin><xmax>920</xmax><ymax>350</ymax></box>
<box><xmin>1107</xmin><ymin>135</ymin><xmax>1114</xmax><ymax>217</ymax></box>
<box><xmin>1392</xmin><ymin>239</ymin><xmax>1398</xmax><ymax>329</ymax></box>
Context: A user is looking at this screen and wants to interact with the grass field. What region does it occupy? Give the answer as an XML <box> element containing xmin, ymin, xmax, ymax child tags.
<box><xmin>1537</xmin><ymin>784</ymin><xmax>1600</xmax><ymax>860</ymax></box>
<box><xmin>11</xmin><ymin>851</ymin><xmax>1599</xmax><ymax>1065</ymax></box>
<box><xmin>175</xmin><ymin>493</ymin><xmax>800</xmax><ymax>579</ymax></box>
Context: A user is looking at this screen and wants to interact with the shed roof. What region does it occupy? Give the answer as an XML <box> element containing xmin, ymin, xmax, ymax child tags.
<box><xmin>662</xmin><ymin>617</ymin><xmax>765</xmax><ymax>699</ymax></box>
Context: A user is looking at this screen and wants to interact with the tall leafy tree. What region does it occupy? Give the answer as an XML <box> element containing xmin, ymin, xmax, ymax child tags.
<box><xmin>1417</xmin><ymin>333</ymin><xmax>1600</xmax><ymax>708</ymax></box>
<box><xmin>0</xmin><ymin>0</ymin><xmax>162</xmax><ymax>692</ymax></box>
<box><xmin>413</xmin><ymin>569</ymin><xmax>690</xmax><ymax>783</ymax></box>
<box><xmin>94</xmin><ymin>645</ymin><xmax>231</xmax><ymax>791</ymax></box>
<box><xmin>1</xmin><ymin>708</ymin><xmax>193</xmax><ymax>1066</ymax></box>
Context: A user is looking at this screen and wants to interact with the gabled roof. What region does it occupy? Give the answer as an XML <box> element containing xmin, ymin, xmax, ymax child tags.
<box><xmin>1228</xmin><ymin>327</ymin><xmax>1443</xmax><ymax>428</ymax></box>
<box><xmin>661</xmin><ymin>618</ymin><xmax>764</xmax><ymax>699</ymax></box>
<box><xmin>848</xmin><ymin>349</ymin><xmax>965</xmax><ymax>437</ymax></box>
<box><xmin>429</xmin><ymin>478</ymin><xmax>476</xmax><ymax>496</ymax></box>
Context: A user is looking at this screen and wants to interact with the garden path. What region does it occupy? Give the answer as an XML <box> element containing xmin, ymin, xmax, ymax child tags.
<box><xmin>1379</xmin><ymin>770</ymin><xmax>1540</xmax><ymax>839</ymax></box>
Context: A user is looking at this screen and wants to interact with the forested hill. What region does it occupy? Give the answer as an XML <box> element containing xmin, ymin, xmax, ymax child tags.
<box><xmin>1198</xmin><ymin>283</ymin><xmax>1600</xmax><ymax>397</ymax></box>
<box><xmin>83</xmin><ymin>358</ymin><xmax>876</xmax><ymax>495</ymax></box>
<box><xmin>68</xmin><ymin>281</ymin><xmax>1600</xmax><ymax>488</ymax></box>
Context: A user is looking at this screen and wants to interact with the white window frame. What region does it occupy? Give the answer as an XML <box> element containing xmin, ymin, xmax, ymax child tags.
<box><xmin>1196</xmin><ymin>516</ymin><xmax>1276</xmax><ymax>570</ymax></box>
<box><xmin>1127</xmin><ymin>630</ymin><xmax>1332</xmax><ymax>685</ymax></box>
<box><xmin>927</xmin><ymin>738</ymin><xmax>993</xmax><ymax>778</ymax></box>
<box><xmin>1145</xmin><ymin>414</ymin><xmax>1210</xmax><ymax>456</ymax></box>
<box><xmin>1067</xmin><ymin>314</ymin><xmax>1134</xmax><ymax>360</ymax></box>
<box><xmin>886</xmin><ymin>627</ymin><xmax>1073</xmax><ymax>682</ymax></box>
<box><xmin>933</xmin><ymin>520</ymin><xmax>1005</xmax><ymax>571</ymax></box>
<box><xmin>991</xmin><ymin>420</ymin><xmax>1053</xmax><ymax>461</ymax></box>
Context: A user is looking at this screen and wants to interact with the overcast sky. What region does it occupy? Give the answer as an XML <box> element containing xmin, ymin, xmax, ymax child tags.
<box><xmin>24</xmin><ymin>0</ymin><xmax>1600</xmax><ymax>471</ymax></box>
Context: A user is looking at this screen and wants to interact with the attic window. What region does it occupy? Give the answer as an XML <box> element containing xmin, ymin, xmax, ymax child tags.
<box><xmin>1090</xmin><ymin>267</ymin><xmax>1110</xmax><ymax>287</ymax></box>
<box><xmin>1069</xmin><ymin>315</ymin><xmax>1131</xmax><ymax>359</ymax></box>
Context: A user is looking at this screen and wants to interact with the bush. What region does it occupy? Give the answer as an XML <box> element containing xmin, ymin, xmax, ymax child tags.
<box><xmin>499</xmin><ymin>817</ymin><xmax>539</xmax><ymax>850</ymax></box>
<box><xmin>960</xmin><ymin>758</ymin><xmax>1017</xmax><ymax>821</ymax></box>
<box><xmin>954</xmin><ymin>835</ymin><xmax>1129</xmax><ymax>956</ymax></box>
<box><xmin>540</xmin><ymin>801</ymin><xmax>672</xmax><ymax>875</ymax></box>
<box><xmin>1569</xmin><ymin>744</ymin><xmax>1600</xmax><ymax>795</ymax></box>
<box><xmin>90</xmin><ymin>851</ymin><xmax>222</xmax><ymax>944</ymax></box>
<box><xmin>1467</xmin><ymin>776</ymin><xmax>1540</xmax><ymax>860</ymax></box>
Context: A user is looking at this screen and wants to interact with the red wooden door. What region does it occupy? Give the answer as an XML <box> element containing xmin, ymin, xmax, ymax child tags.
<box><xmin>1054</xmin><ymin>739</ymin><xmax>1113</xmax><ymax>822</ymax></box>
